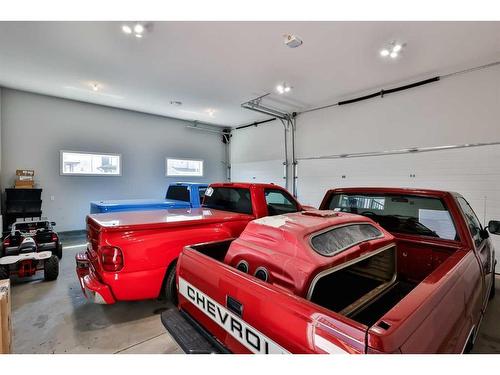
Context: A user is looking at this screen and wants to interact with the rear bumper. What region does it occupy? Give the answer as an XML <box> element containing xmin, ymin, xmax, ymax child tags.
<box><xmin>161</xmin><ymin>308</ymin><xmax>230</xmax><ymax>354</ymax></box>
<box><xmin>75</xmin><ymin>251</ymin><xmax>116</xmax><ymax>304</ymax></box>
<box><xmin>0</xmin><ymin>251</ymin><xmax>52</xmax><ymax>265</ymax></box>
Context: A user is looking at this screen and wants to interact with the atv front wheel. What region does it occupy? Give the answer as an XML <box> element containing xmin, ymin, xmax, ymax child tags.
<box><xmin>44</xmin><ymin>255</ymin><xmax>59</xmax><ymax>281</ymax></box>
<box><xmin>0</xmin><ymin>266</ymin><xmax>9</xmax><ymax>280</ymax></box>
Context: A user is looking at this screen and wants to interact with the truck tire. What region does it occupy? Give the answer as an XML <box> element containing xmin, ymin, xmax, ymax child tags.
<box><xmin>44</xmin><ymin>255</ymin><xmax>59</xmax><ymax>281</ymax></box>
<box><xmin>0</xmin><ymin>266</ymin><xmax>9</xmax><ymax>280</ymax></box>
<box><xmin>490</xmin><ymin>273</ymin><xmax>496</xmax><ymax>300</ymax></box>
<box><xmin>164</xmin><ymin>261</ymin><xmax>178</xmax><ymax>306</ymax></box>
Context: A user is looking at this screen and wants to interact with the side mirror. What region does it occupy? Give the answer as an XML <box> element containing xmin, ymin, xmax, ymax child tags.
<box><xmin>487</xmin><ymin>220</ymin><xmax>500</xmax><ymax>235</ymax></box>
<box><xmin>51</xmin><ymin>222</ymin><xmax>56</xmax><ymax>226</ymax></box>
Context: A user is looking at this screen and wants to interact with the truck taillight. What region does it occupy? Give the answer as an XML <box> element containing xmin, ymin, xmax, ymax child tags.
<box><xmin>100</xmin><ymin>246</ymin><xmax>123</xmax><ymax>272</ymax></box>
<box><xmin>51</xmin><ymin>233</ymin><xmax>58</xmax><ymax>242</ymax></box>
<box><xmin>3</xmin><ymin>237</ymin><xmax>10</xmax><ymax>247</ymax></box>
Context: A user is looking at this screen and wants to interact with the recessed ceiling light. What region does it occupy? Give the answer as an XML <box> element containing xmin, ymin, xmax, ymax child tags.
<box><xmin>91</xmin><ymin>83</ymin><xmax>99</xmax><ymax>91</ymax></box>
<box><xmin>380</xmin><ymin>41</ymin><xmax>405</xmax><ymax>59</ymax></box>
<box><xmin>121</xmin><ymin>22</ymin><xmax>152</xmax><ymax>38</ymax></box>
<box><xmin>276</xmin><ymin>83</ymin><xmax>292</xmax><ymax>94</ymax></box>
<box><xmin>206</xmin><ymin>109</ymin><xmax>216</xmax><ymax>117</ymax></box>
<box><xmin>134</xmin><ymin>23</ymin><xmax>144</xmax><ymax>34</ymax></box>
<box><xmin>122</xmin><ymin>25</ymin><xmax>132</xmax><ymax>34</ymax></box>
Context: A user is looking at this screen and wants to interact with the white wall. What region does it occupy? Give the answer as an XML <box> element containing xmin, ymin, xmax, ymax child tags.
<box><xmin>1</xmin><ymin>89</ymin><xmax>226</xmax><ymax>231</ymax></box>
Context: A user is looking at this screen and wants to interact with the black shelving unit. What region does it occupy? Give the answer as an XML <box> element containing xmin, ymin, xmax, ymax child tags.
<box><xmin>3</xmin><ymin>188</ymin><xmax>42</xmax><ymax>232</ymax></box>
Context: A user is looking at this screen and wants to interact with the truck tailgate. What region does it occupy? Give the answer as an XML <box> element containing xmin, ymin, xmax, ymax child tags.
<box><xmin>176</xmin><ymin>248</ymin><xmax>368</xmax><ymax>354</ymax></box>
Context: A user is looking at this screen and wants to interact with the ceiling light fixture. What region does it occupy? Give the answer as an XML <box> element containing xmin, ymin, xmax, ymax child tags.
<box><xmin>276</xmin><ymin>83</ymin><xmax>292</xmax><ymax>94</ymax></box>
<box><xmin>133</xmin><ymin>24</ymin><xmax>144</xmax><ymax>34</ymax></box>
<box><xmin>380</xmin><ymin>41</ymin><xmax>406</xmax><ymax>59</ymax></box>
<box><xmin>121</xmin><ymin>25</ymin><xmax>132</xmax><ymax>34</ymax></box>
<box><xmin>206</xmin><ymin>109</ymin><xmax>216</xmax><ymax>117</ymax></box>
<box><xmin>121</xmin><ymin>22</ymin><xmax>151</xmax><ymax>38</ymax></box>
<box><xmin>380</xmin><ymin>49</ymin><xmax>390</xmax><ymax>57</ymax></box>
<box><xmin>91</xmin><ymin>83</ymin><xmax>99</xmax><ymax>91</ymax></box>
<box><xmin>283</xmin><ymin>34</ymin><xmax>303</xmax><ymax>48</ymax></box>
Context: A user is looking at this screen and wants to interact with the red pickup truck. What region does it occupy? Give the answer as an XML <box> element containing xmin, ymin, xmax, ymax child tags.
<box><xmin>76</xmin><ymin>182</ymin><xmax>305</xmax><ymax>304</ymax></box>
<box><xmin>162</xmin><ymin>187</ymin><xmax>498</xmax><ymax>354</ymax></box>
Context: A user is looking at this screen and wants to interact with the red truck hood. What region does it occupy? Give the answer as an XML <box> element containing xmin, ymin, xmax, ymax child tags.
<box><xmin>87</xmin><ymin>207</ymin><xmax>254</xmax><ymax>231</ymax></box>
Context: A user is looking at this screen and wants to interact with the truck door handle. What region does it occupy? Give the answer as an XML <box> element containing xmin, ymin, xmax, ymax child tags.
<box><xmin>226</xmin><ymin>296</ymin><xmax>243</xmax><ymax>317</ymax></box>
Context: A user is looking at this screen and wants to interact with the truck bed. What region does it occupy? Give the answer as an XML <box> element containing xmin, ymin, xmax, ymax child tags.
<box><xmin>173</xmin><ymin>237</ymin><xmax>473</xmax><ymax>353</ymax></box>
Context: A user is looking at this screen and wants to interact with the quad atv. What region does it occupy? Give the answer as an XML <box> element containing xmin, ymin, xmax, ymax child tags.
<box><xmin>0</xmin><ymin>218</ymin><xmax>62</xmax><ymax>281</ymax></box>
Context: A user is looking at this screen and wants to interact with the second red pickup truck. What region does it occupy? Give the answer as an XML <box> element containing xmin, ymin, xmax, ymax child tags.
<box><xmin>163</xmin><ymin>187</ymin><xmax>498</xmax><ymax>354</ymax></box>
<box><xmin>76</xmin><ymin>182</ymin><xmax>305</xmax><ymax>304</ymax></box>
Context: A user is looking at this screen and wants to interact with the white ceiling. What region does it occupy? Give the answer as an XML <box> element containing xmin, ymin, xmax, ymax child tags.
<box><xmin>0</xmin><ymin>21</ymin><xmax>499</xmax><ymax>127</ymax></box>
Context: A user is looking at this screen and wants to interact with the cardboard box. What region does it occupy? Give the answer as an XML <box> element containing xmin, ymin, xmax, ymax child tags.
<box><xmin>0</xmin><ymin>279</ymin><xmax>12</xmax><ymax>354</ymax></box>
<box><xmin>16</xmin><ymin>169</ymin><xmax>35</xmax><ymax>177</ymax></box>
<box><xmin>17</xmin><ymin>175</ymin><xmax>34</xmax><ymax>182</ymax></box>
<box><xmin>15</xmin><ymin>180</ymin><xmax>34</xmax><ymax>189</ymax></box>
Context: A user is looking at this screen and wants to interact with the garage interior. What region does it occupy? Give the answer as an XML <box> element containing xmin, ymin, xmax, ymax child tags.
<box><xmin>0</xmin><ymin>20</ymin><xmax>500</xmax><ymax>355</ymax></box>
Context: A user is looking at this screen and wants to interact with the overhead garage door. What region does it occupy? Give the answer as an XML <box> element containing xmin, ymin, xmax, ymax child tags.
<box><xmin>297</xmin><ymin>144</ymin><xmax>500</xmax><ymax>272</ymax></box>
<box><xmin>231</xmin><ymin>159</ymin><xmax>286</xmax><ymax>188</ymax></box>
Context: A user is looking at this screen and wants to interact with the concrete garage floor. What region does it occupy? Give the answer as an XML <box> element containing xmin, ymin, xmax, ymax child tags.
<box><xmin>8</xmin><ymin>232</ymin><xmax>500</xmax><ymax>354</ymax></box>
<box><xmin>10</xmin><ymin>232</ymin><xmax>182</xmax><ymax>354</ymax></box>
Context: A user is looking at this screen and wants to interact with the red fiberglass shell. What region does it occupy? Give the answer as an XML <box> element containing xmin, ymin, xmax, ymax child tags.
<box><xmin>224</xmin><ymin>210</ymin><xmax>395</xmax><ymax>297</ymax></box>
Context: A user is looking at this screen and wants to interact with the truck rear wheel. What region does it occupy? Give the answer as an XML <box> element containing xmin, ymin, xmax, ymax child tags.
<box><xmin>0</xmin><ymin>266</ymin><xmax>9</xmax><ymax>280</ymax></box>
<box><xmin>44</xmin><ymin>255</ymin><xmax>59</xmax><ymax>281</ymax></box>
<box><xmin>164</xmin><ymin>261</ymin><xmax>178</xmax><ymax>306</ymax></box>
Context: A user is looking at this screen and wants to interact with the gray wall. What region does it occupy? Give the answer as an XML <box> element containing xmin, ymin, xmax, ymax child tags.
<box><xmin>1</xmin><ymin>89</ymin><xmax>226</xmax><ymax>231</ymax></box>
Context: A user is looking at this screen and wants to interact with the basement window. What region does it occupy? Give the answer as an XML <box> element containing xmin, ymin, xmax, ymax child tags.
<box><xmin>166</xmin><ymin>158</ymin><xmax>204</xmax><ymax>177</ymax></box>
<box><xmin>60</xmin><ymin>151</ymin><xmax>121</xmax><ymax>176</ymax></box>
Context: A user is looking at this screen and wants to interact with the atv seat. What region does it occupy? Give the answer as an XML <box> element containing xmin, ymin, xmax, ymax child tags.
<box><xmin>18</xmin><ymin>237</ymin><xmax>37</xmax><ymax>254</ymax></box>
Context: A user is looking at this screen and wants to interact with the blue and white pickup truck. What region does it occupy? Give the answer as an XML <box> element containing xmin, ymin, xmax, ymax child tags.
<box><xmin>89</xmin><ymin>182</ymin><xmax>208</xmax><ymax>213</ymax></box>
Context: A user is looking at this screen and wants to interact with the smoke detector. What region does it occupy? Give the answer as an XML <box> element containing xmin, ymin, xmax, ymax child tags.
<box><xmin>283</xmin><ymin>34</ymin><xmax>303</xmax><ymax>48</ymax></box>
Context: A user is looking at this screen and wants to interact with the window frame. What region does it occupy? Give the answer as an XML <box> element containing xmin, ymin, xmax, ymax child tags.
<box><xmin>456</xmin><ymin>196</ymin><xmax>484</xmax><ymax>248</ymax></box>
<box><xmin>60</xmin><ymin>150</ymin><xmax>122</xmax><ymax>177</ymax></box>
<box><xmin>326</xmin><ymin>192</ymin><xmax>460</xmax><ymax>242</ymax></box>
<box><xmin>309</xmin><ymin>222</ymin><xmax>385</xmax><ymax>257</ymax></box>
<box><xmin>165</xmin><ymin>157</ymin><xmax>204</xmax><ymax>177</ymax></box>
<box><xmin>264</xmin><ymin>188</ymin><xmax>300</xmax><ymax>216</ymax></box>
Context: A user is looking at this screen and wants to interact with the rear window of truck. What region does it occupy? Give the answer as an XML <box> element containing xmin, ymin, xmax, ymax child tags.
<box><xmin>326</xmin><ymin>193</ymin><xmax>458</xmax><ymax>240</ymax></box>
<box><xmin>311</xmin><ymin>223</ymin><xmax>384</xmax><ymax>256</ymax></box>
<box><xmin>166</xmin><ymin>185</ymin><xmax>190</xmax><ymax>202</ymax></box>
<box><xmin>203</xmin><ymin>187</ymin><xmax>252</xmax><ymax>215</ymax></box>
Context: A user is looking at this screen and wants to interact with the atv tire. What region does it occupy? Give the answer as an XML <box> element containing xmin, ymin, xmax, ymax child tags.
<box><xmin>164</xmin><ymin>261</ymin><xmax>178</xmax><ymax>306</ymax></box>
<box><xmin>0</xmin><ymin>266</ymin><xmax>9</xmax><ymax>280</ymax></box>
<box><xmin>44</xmin><ymin>255</ymin><xmax>59</xmax><ymax>281</ymax></box>
<box><xmin>490</xmin><ymin>272</ymin><xmax>496</xmax><ymax>300</ymax></box>
<box><xmin>56</xmin><ymin>243</ymin><xmax>63</xmax><ymax>260</ymax></box>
